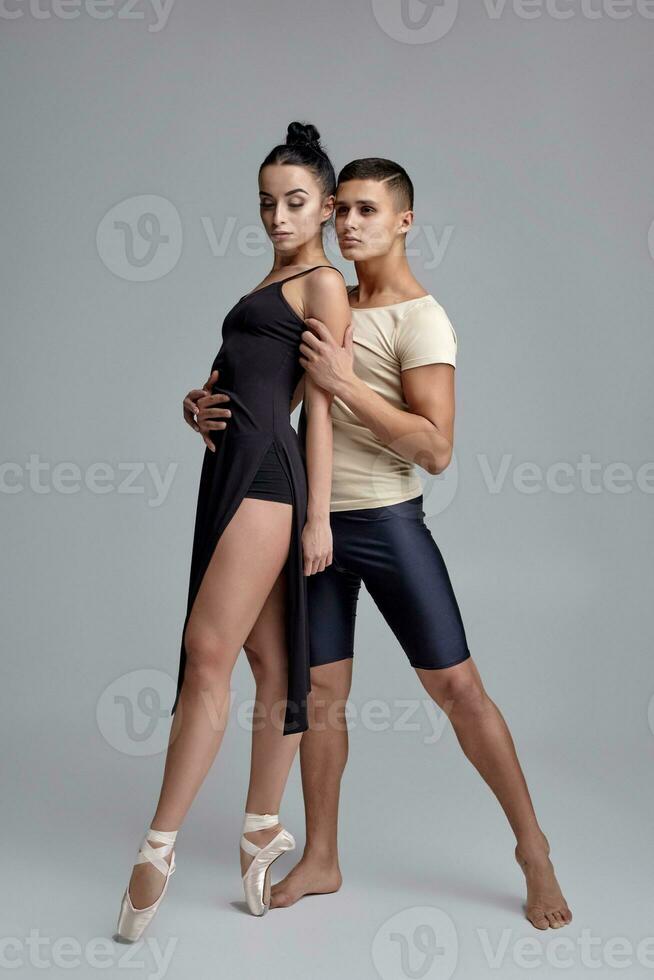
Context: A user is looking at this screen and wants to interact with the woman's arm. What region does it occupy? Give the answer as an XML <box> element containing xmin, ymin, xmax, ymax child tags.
<box><xmin>299</xmin><ymin>269</ymin><xmax>350</xmax><ymax>575</ymax></box>
<box><xmin>289</xmin><ymin>375</ymin><xmax>305</xmax><ymax>413</ymax></box>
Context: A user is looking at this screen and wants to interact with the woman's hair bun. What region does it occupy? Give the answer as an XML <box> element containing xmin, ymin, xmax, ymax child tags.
<box><xmin>286</xmin><ymin>121</ymin><xmax>321</xmax><ymax>149</ymax></box>
<box><xmin>260</xmin><ymin>120</ymin><xmax>336</xmax><ymax>205</ymax></box>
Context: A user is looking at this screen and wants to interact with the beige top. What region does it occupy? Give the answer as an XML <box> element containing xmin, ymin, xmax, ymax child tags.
<box><xmin>329</xmin><ymin>289</ymin><xmax>457</xmax><ymax>511</ymax></box>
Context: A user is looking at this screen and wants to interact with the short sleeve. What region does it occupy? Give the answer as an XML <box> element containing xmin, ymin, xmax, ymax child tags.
<box><xmin>395</xmin><ymin>300</ymin><xmax>457</xmax><ymax>370</ymax></box>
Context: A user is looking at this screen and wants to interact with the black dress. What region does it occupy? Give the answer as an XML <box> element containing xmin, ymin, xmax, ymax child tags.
<box><xmin>170</xmin><ymin>265</ymin><xmax>345</xmax><ymax>735</ymax></box>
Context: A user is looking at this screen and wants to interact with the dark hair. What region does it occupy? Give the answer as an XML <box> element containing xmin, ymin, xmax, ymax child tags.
<box><xmin>259</xmin><ymin>121</ymin><xmax>337</xmax><ymax>204</ymax></box>
<box><xmin>337</xmin><ymin>157</ymin><xmax>414</xmax><ymax>211</ymax></box>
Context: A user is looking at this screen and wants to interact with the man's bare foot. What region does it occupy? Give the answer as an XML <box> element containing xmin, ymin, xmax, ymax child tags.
<box><xmin>515</xmin><ymin>832</ymin><xmax>572</xmax><ymax>930</ymax></box>
<box><xmin>270</xmin><ymin>853</ymin><xmax>342</xmax><ymax>908</ymax></box>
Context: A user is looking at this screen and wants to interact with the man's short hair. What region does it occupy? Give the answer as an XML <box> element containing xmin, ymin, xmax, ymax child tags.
<box><xmin>337</xmin><ymin>158</ymin><xmax>414</xmax><ymax>211</ymax></box>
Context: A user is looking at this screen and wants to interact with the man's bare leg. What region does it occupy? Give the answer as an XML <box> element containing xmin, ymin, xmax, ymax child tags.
<box><xmin>271</xmin><ymin>652</ymin><xmax>571</xmax><ymax>928</ymax></box>
<box><xmin>270</xmin><ymin>658</ymin><xmax>352</xmax><ymax>907</ymax></box>
<box><xmin>416</xmin><ymin>656</ymin><xmax>572</xmax><ymax>930</ymax></box>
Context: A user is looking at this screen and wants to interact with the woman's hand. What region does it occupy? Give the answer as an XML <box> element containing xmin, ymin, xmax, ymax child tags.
<box><xmin>301</xmin><ymin>516</ymin><xmax>333</xmax><ymax>576</ymax></box>
<box><xmin>182</xmin><ymin>369</ymin><xmax>232</xmax><ymax>452</ymax></box>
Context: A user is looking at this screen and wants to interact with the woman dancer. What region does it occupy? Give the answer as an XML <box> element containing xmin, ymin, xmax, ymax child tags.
<box><xmin>115</xmin><ymin>121</ymin><xmax>350</xmax><ymax>940</ymax></box>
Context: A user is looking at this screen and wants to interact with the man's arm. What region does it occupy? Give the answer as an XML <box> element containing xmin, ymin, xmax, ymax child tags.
<box><xmin>300</xmin><ymin>315</ymin><xmax>455</xmax><ymax>475</ymax></box>
<box><xmin>184</xmin><ymin>368</ymin><xmax>232</xmax><ymax>452</ymax></box>
<box><xmin>332</xmin><ymin>363</ymin><xmax>455</xmax><ymax>475</ymax></box>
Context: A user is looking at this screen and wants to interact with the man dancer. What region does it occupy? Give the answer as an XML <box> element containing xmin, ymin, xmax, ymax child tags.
<box><xmin>187</xmin><ymin>158</ymin><xmax>571</xmax><ymax>930</ymax></box>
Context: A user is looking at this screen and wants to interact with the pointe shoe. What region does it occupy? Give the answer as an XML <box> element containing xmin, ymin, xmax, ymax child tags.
<box><xmin>116</xmin><ymin>827</ymin><xmax>178</xmax><ymax>942</ymax></box>
<box><xmin>240</xmin><ymin>812</ymin><xmax>295</xmax><ymax>916</ymax></box>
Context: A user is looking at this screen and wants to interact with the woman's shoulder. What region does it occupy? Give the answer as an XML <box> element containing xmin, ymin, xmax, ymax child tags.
<box><xmin>303</xmin><ymin>264</ymin><xmax>346</xmax><ymax>282</ymax></box>
<box><xmin>299</xmin><ymin>265</ymin><xmax>348</xmax><ymax>298</ymax></box>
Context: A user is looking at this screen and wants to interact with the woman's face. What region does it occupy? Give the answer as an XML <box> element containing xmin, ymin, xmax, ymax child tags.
<box><xmin>258</xmin><ymin>164</ymin><xmax>333</xmax><ymax>253</ymax></box>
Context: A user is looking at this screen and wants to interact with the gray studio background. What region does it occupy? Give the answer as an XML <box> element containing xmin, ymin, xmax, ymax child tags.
<box><xmin>2</xmin><ymin>2</ymin><xmax>653</xmax><ymax>978</ymax></box>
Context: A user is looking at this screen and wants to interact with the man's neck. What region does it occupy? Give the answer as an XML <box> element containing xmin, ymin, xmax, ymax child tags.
<box><xmin>352</xmin><ymin>255</ymin><xmax>428</xmax><ymax>308</ymax></box>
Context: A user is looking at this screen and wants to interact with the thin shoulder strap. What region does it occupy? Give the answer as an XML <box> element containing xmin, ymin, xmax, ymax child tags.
<box><xmin>282</xmin><ymin>265</ymin><xmax>345</xmax><ymax>284</ymax></box>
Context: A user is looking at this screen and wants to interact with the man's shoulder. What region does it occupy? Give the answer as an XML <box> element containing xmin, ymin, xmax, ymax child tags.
<box><xmin>392</xmin><ymin>293</ymin><xmax>457</xmax><ymax>360</ymax></box>
<box><xmin>396</xmin><ymin>293</ymin><xmax>443</xmax><ymax>320</ymax></box>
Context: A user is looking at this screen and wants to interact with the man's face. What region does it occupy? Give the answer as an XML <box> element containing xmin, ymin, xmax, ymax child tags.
<box><xmin>334</xmin><ymin>179</ymin><xmax>412</xmax><ymax>259</ymax></box>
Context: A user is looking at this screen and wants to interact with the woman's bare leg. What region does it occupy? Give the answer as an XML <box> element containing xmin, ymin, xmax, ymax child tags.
<box><xmin>127</xmin><ymin>497</ymin><xmax>293</xmax><ymax>910</ymax></box>
<box><xmin>240</xmin><ymin>570</ymin><xmax>302</xmax><ymax>881</ymax></box>
<box><xmin>416</xmin><ymin>657</ymin><xmax>572</xmax><ymax>930</ymax></box>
